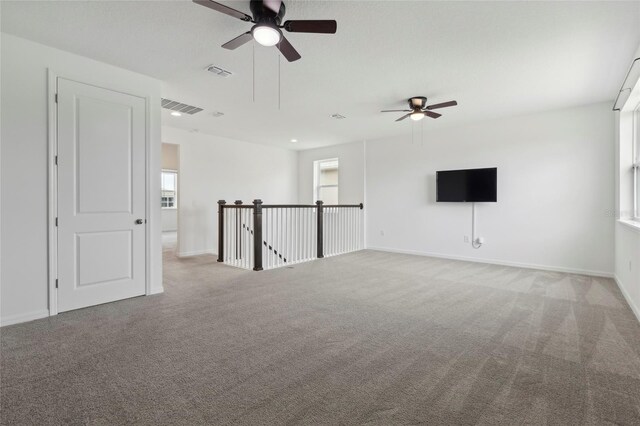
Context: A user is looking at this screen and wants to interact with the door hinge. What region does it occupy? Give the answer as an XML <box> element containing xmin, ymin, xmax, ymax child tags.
<box><xmin>55</xmin><ymin>279</ymin><xmax>58</xmax><ymax>289</ymax></box>
<box><xmin>54</xmin><ymin>155</ymin><xmax>58</xmax><ymax>165</ymax></box>
<box><xmin>54</xmin><ymin>93</ymin><xmax>58</xmax><ymax>103</ymax></box>
<box><xmin>55</xmin><ymin>217</ymin><xmax>58</xmax><ymax>227</ymax></box>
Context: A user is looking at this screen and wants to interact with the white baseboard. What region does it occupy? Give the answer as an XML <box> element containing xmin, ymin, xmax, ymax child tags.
<box><xmin>366</xmin><ymin>246</ymin><xmax>614</xmax><ymax>278</ymax></box>
<box><xmin>0</xmin><ymin>309</ymin><xmax>49</xmax><ymax>327</ymax></box>
<box><xmin>176</xmin><ymin>249</ymin><xmax>216</xmax><ymax>257</ymax></box>
<box><xmin>614</xmin><ymin>275</ymin><xmax>640</xmax><ymax>323</ymax></box>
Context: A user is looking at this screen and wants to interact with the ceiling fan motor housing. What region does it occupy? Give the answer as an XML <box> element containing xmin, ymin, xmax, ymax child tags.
<box><xmin>409</xmin><ymin>96</ymin><xmax>427</xmax><ymax>110</ymax></box>
<box><xmin>250</xmin><ymin>0</ymin><xmax>286</xmax><ymax>25</ymax></box>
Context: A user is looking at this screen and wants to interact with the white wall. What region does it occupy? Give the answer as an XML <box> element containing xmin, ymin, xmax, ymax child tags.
<box><xmin>1</xmin><ymin>34</ymin><xmax>163</xmax><ymax>326</ymax></box>
<box><xmin>162</xmin><ymin>126</ymin><xmax>298</xmax><ymax>257</ymax></box>
<box><xmin>365</xmin><ymin>102</ymin><xmax>615</xmax><ymax>276</ymax></box>
<box><xmin>161</xmin><ymin>209</ymin><xmax>178</xmax><ymax>232</ymax></box>
<box><xmin>162</xmin><ymin>142</ymin><xmax>179</xmax><ymax>170</ymax></box>
<box><xmin>297</xmin><ymin>142</ymin><xmax>365</xmax><ymax>204</ymax></box>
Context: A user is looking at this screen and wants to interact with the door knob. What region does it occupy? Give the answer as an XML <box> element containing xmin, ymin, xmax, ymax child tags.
<box><xmin>135</xmin><ymin>219</ymin><xmax>145</xmax><ymax>225</ymax></box>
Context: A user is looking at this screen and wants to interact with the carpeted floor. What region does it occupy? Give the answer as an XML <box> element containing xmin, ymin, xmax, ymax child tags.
<box><xmin>2</xmin><ymin>250</ymin><xmax>640</xmax><ymax>425</ymax></box>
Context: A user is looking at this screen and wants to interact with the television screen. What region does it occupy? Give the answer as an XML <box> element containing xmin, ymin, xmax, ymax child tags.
<box><xmin>436</xmin><ymin>168</ymin><xmax>497</xmax><ymax>202</ymax></box>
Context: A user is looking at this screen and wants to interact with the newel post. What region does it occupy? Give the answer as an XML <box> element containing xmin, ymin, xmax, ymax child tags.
<box><xmin>217</xmin><ymin>200</ymin><xmax>226</xmax><ymax>262</ymax></box>
<box><xmin>316</xmin><ymin>200</ymin><xmax>324</xmax><ymax>258</ymax></box>
<box><xmin>252</xmin><ymin>199</ymin><xmax>263</xmax><ymax>271</ymax></box>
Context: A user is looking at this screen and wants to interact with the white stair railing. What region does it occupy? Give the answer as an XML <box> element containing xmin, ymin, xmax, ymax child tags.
<box><xmin>322</xmin><ymin>205</ymin><xmax>364</xmax><ymax>258</ymax></box>
<box><xmin>218</xmin><ymin>200</ymin><xmax>363</xmax><ymax>271</ymax></box>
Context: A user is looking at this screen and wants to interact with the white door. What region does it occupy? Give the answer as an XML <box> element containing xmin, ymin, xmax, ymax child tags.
<box><xmin>57</xmin><ymin>78</ymin><xmax>146</xmax><ymax>313</ymax></box>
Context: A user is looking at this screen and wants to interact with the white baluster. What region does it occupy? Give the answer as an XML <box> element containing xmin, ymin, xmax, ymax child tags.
<box><xmin>353</xmin><ymin>208</ymin><xmax>357</xmax><ymax>251</ymax></box>
<box><xmin>308</xmin><ymin>208</ymin><xmax>312</xmax><ymax>260</ymax></box>
<box><xmin>288</xmin><ymin>208</ymin><xmax>292</xmax><ymax>264</ymax></box>
<box><xmin>269</xmin><ymin>208</ymin><xmax>273</xmax><ymax>269</ymax></box>
<box><xmin>265</xmin><ymin>209</ymin><xmax>269</xmax><ymax>269</ymax></box>
<box><xmin>278</xmin><ymin>208</ymin><xmax>282</xmax><ymax>267</ymax></box>
<box><xmin>347</xmin><ymin>208</ymin><xmax>352</xmax><ymax>253</ymax></box>
<box><xmin>303</xmin><ymin>207</ymin><xmax>307</xmax><ymax>261</ymax></box>
<box><xmin>246</xmin><ymin>208</ymin><xmax>250</xmax><ymax>269</ymax></box>
<box><xmin>243</xmin><ymin>208</ymin><xmax>247</xmax><ymax>269</ymax></box>
<box><xmin>297</xmin><ymin>208</ymin><xmax>301</xmax><ymax>263</ymax></box>
<box><xmin>338</xmin><ymin>209</ymin><xmax>346</xmax><ymax>253</ymax></box>
<box><xmin>332</xmin><ymin>207</ymin><xmax>336</xmax><ymax>256</ymax></box>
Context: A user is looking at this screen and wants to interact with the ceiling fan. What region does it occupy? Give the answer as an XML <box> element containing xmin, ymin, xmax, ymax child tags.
<box><xmin>382</xmin><ymin>97</ymin><xmax>458</xmax><ymax>122</ymax></box>
<box><xmin>193</xmin><ymin>0</ymin><xmax>337</xmax><ymax>62</ymax></box>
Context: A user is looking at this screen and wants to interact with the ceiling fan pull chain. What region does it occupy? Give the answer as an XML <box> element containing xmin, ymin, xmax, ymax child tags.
<box><xmin>278</xmin><ymin>49</ymin><xmax>281</xmax><ymax>110</ymax></box>
<box><xmin>253</xmin><ymin>43</ymin><xmax>256</xmax><ymax>103</ymax></box>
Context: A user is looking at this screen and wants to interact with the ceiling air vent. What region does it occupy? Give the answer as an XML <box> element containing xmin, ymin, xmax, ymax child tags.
<box><xmin>205</xmin><ymin>65</ymin><xmax>233</xmax><ymax>77</ymax></box>
<box><xmin>161</xmin><ymin>98</ymin><xmax>204</xmax><ymax>115</ymax></box>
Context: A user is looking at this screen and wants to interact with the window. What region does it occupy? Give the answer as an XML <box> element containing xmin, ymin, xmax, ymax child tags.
<box><xmin>161</xmin><ymin>170</ymin><xmax>177</xmax><ymax>209</ymax></box>
<box><xmin>313</xmin><ymin>159</ymin><xmax>339</xmax><ymax>204</ymax></box>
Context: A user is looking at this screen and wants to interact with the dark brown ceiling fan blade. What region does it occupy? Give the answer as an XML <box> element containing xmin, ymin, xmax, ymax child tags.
<box><xmin>221</xmin><ymin>32</ymin><xmax>253</xmax><ymax>50</ymax></box>
<box><xmin>283</xmin><ymin>20</ymin><xmax>337</xmax><ymax>34</ymax></box>
<box><xmin>276</xmin><ymin>36</ymin><xmax>301</xmax><ymax>62</ymax></box>
<box><xmin>381</xmin><ymin>109</ymin><xmax>411</xmax><ymax>113</ymax></box>
<box><xmin>423</xmin><ymin>110</ymin><xmax>442</xmax><ymax>119</ymax></box>
<box><xmin>192</xmin><ymin>0</ymin><xmax>252</xmax><ymax>22</ymax></box>
<box><xmin>395</xmin><ymin>113</ymin><xmax>412</xmax><ymax>122</ymax></box>
<box><xmin>426</xmin><ymin>100</ymin><xmax>457</xmax><ymax>110</ymax></box>
<box><xmin>263</xmin><ymin>0</ymin><xmax>282</xmax><ymax>14</ymax></box>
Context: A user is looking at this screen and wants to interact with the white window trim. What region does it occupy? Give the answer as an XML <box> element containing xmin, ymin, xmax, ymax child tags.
<box><xmin>161</xmin><ymin>169</ymin><xmax>178</xmax><ymax>210</ymax></box>
<box><xmin>313</xmin><ymin>158</ymin><xmax>339</xmax><ymax>204</ymax></box>
<box><xmin>634</xmin><ymin>104</ymin><xmax>640</xmax><ymax>220</ymax></box>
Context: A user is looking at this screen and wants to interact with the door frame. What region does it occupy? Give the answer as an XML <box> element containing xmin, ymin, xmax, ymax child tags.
<box><xmin>47</xmin><ymin>69</ymin><xmax>153</xmax><ymax>316</ymax></box>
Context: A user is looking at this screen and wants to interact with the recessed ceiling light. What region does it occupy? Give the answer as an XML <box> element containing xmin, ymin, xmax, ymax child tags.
<box><xmin>170</xmin><ymin>111</ymin><xmax>182</xmax><ymax>117</ymax></box>
<box><xmin>330</xmin><ymin>113</ymin><xmax>346</xmax><ymax>120</ymax></box>
<box><xmin>290</xmin><ymin>139</ymin><xmax>298</xmax><ymax>143</ymax></box>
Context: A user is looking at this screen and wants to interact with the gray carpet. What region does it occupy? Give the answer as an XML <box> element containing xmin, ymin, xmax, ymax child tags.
<box><xmin>2</xmin><ymin>250</ymin><xmax>640</xmax><ymax>425</ymax></box>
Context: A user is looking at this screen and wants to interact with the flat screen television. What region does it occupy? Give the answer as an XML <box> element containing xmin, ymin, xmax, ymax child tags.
<box><xmin>436</xmin><ymin>167</ymin><xmax>497</xmax><ymax>202</ymax></box>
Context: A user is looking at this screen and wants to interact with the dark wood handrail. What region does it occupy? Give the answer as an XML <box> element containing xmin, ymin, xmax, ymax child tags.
<box><xmin>322</xmin><ymin>203</ymin><xmax>364</xmax><ymax>209</ymax></box>
<box><xmin>222</xmin><ymin>203</ymin><xmax>363</xmax><ymax>209</ymax></box>
<box><xmin>262</xmin><ymin>204</ymin><xmax>317</xmax><ymax>209</ymax></box>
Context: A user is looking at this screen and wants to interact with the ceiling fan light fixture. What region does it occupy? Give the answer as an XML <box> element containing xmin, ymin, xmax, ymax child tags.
<box><xmin>252</xmin><ymin>25</ymin><xmax>281</xmax><ymax>46</ymax></box>
<box><xmin>410</xmin><ymin>112</ymin><xmax>425</xmax><ymax>121</ymax></box>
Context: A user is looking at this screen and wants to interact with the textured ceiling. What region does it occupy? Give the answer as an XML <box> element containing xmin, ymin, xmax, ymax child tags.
<box><xmin>2</xmin><ymin>0</ymin><xmax>640</xmax><ymax>150</ymax></box>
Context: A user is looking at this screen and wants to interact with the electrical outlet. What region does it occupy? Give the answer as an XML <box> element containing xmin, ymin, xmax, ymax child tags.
<box><xmin>463</xmin><ymin>236</ymin><xmax>469</xmax><ymax>243</ymax></box>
